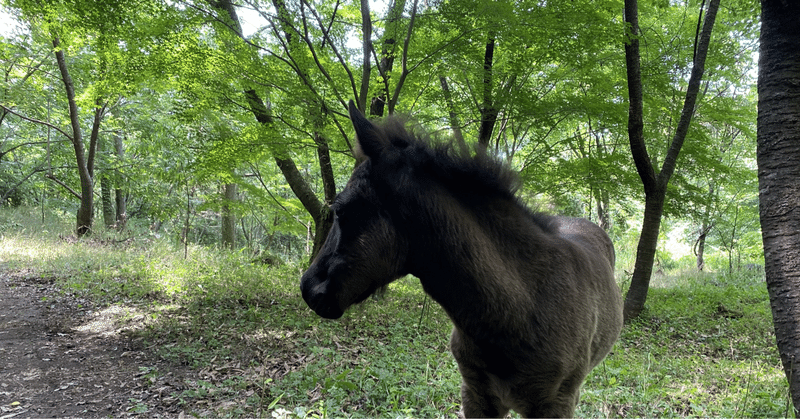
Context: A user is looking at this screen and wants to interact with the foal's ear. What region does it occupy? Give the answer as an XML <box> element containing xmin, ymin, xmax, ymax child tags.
<box><xmin>348</xmin><ymin>100</ymin><xmax>385</xmax><ymax>161</ymax></box>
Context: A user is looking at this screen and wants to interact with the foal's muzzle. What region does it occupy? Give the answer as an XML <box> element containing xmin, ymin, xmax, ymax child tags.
<box><xmin>300</xmin><ymin>271</ymin><xmax>344</xmax><ymax>319</ymax></box>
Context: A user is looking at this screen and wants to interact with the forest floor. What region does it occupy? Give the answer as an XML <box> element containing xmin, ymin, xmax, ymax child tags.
<box><xmin>0</xmin><ymin>269</ymin><xmax>195</xmax><ymax>418</ymax></box>
<box><xmin>0</xmin><ymin>221</ymin><xmax>788</xmax><ymax>418</ymax></box>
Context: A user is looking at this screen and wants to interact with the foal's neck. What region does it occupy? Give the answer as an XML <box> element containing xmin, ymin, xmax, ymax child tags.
<box><xmin>408</xmin><ymin>192</ymin><xmax>545</xmax><ymax>331</ymax></box>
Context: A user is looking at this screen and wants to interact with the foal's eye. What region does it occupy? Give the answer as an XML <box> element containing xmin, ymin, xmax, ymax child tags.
<box><xmin>335</xmin><ymin>208</ymin><xmax>347</xmax><ymax>223</ymax></box>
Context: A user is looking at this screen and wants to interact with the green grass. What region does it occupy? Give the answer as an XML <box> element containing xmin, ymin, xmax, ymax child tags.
<box><xmin>0</xmin><ymin>207</ymin><xmax>790</xmax><ymax>417</ymax></box>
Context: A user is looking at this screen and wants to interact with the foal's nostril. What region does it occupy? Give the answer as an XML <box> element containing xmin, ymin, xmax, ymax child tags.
<box><xmin>300</xmin><ymin>273</ymin><xmax>328</xmax><ymax>308</ymax></box>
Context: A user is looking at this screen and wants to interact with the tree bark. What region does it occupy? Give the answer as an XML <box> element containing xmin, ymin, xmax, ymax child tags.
<box><xmin>315</xmin><ymin>132</ymin><xmax>337</xmax><ymax>204</ymax></box>
<box><xmin>622</xmin><ymin>0</ymin><xmax>720</xmax><ymax>322</ymax></box>
<box><xmin>369</xmin><ymin>0</ymin><xmax>406</xmax><ymax>117</ymax></box>
<box><xmin>87</xmin><ymin>102</ymin><xmax>104</xmax><ymax>180</ymax></box>
<box><xmin>439</xmin><ymin>75</ymin><xmax>466</xmax><ymax>146</ymax></box>
<box><xmin>477</xmin><ymin>35</ymin><xmax>497</xmax><ymax>149</ymax></box>
<box><xmin>757</xmin><ymin>0</ymin><xmax>800</xmax><ymax>414</ymax></box>
<box><xmin>53</xmin><ymin>37</ymin><xmax>93</xmax><ymax>236</ymax></box>
<box><xmin>624</xmin><ymin>190</ymin><xmax>666</xmax><ymax>318</ymax></box>
<box><xmin>101</xmin><ymin>175</ymin><xmax>115</xmax><ymax>228</ymax></box>
<box><xmin>221</xmin><ymin>183</ymin><xmax>237</xmax><ymax>249</ymax></box>
<box><xmin>695</xmin><ymin>223</ymin><xmax>709</xmax><ymax>271</ymax></box>
<box><xmin>114</xmin><ymin>133</ymin><xmax>126</xmax><ymax>229</ymax></box>
<box><xmin>358</xmin><ymin>0</ymin><xmax>372</xmax><ymax>112</ymax></box>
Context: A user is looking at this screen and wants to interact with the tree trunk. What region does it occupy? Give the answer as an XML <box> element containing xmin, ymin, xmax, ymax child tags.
<box><xmin>477</xmin><ymin>35</ymin><xmax>497</xmax><ymax>149</ymax></box>
<box><xmin>594</xmin><ymin>188</ymin><xmax>611</xmax><ymax>232</ymax></box>
<box><xmin>100</xmin><ymin>175</ymin><xmax>115</xmax><ymax>228</ymax></box>
<box><xmin>695</xmin><ymin>223</ymin><xmax>708</xmax><ymax>271</ymax></box>
<box><xmin>622</xmin><ymin>0</ymin><xmax>720</xmax><ymax>322</ymax></box>
<box><xmin>757</xmin><ymin>0</ymin><xmax>800</xmax><ymax>414</ymax></box>
<box><xmin>53</xmin><ymin>37</ymin><xmax>93</xmax><ymax>236</ymax></box>
<box><xmin>695</xmin><ymin>183</ymin><xmax>714</xmax><ymax>271</ymax></box>
<box><xmin>98</xmin><ymin>135</ymin><xmax>114</xmax><ymax>228</ymax></box>
<box><xmin>357</xmin><ymin>0</ymin><xmax>372</xmax><ymax>111</ymax></box>
<box><xmin>369</xmin><ymin>0</ymin><xmax>406</xmax><ymax>117</ymax></box>
<box><xmin>315</xmin><ymin>132</ymin><xmax>337</xmax><ymax>204</ymax></box>
<box><xmin>439</xmin><ymin>75</ymin><xmax>466</xmax><ymax>146</ymax></box>
<box><xmin>623</xmin><ymin>191</ymin><xmax>665</xmax><ymax>320</ymax></box>
<box><xmin>245</xmin><ymin>90</ymin><xmax>333</xmax><ymax>260</ymax></box>
<box><xmin>114</xmin><ymin>133</ymin><xmax>126</xmax><ymax>229</ymax></box>
<box><xmin>221</xmin><ymin>183</ymin><xmax>237</xmax><ymax>249</ymax></box>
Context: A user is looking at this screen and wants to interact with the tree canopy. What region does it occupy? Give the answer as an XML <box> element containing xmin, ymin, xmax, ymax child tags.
<box><xmin>0</xmin><ymin>0</ymin><xmax>759</xmax><ymax>270</ymax></box>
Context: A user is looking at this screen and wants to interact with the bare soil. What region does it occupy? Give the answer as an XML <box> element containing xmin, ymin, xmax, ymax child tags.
<box><xmin>0</xmin><ymin>269</ymin><xmax>193</xmax><ymax>418</ymax></box>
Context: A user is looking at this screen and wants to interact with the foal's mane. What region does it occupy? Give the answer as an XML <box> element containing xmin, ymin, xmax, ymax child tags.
<box><xmin>374</xmin><ymin>116</ymin><xmax>557</xmax><ymax>233</ymax></box>
<box><xmin>377</xmin><ymin>116</ymin><xmax>520</xmax><ymax>201</ymax></box>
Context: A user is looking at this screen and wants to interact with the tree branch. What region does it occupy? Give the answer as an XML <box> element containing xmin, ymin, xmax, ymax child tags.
<box><xmin>0</xmin><ymin>104</ymin><xmax>74</xmax><ymax>141</ymax></box>
<box><xmin>300</xmin><ymin>0</ymin><xmax>358</xmax><ymax>109</ymax></box>
<box><xmin>477</xmin><ymin>34</ymin><xmax>497</xmax><ymax>148</ymax></box>
<box><xmin>388</xmin><ymin>0</ymin><xmax>418</xmax><ymax>114</ymax></box>
<box><xmin>320</xmin><ymin>0</ymin><xmax>340</xmax><ymax>49</ymax></box>
<box><xmin>0</xmin><ymin>139</ymin><xmax>71</xmax><ymax>161</ymax></box>
<box><xmin>45</xmin><ymin>173</ymin><xmax>82</xmax><ymax>200</ymax></box>
<box><xmin>439</xmin><ymin>75</ymin><xmax>466</xmax><ymax>148</ymax></box>
<box><xmin>659</xmin><ymin>0</ymin><xmax>720</xmax><ymax>187</ymax></box>
<box><xmin>87</xmin><ymin>101</ymin><xmax>107</xmax><ymax>180</ymax></box>
<box><xmin>623</xmin><ymin>0</ymin><xmax>656</xmax><ymax>193</ymax></box>
<box><xmin>248</xmin><ymin>162</ymin><xmax>308</xmax><ymax>229</ymax></box>
<box><xmin>1</xmin><ymin>165</ymin><xmax>45</xmax><ymax>203</ymax></box>
<box><xmin>244</xmin><ymin>89</ymin><xmax>324</xmax><ymax>221</ymax></box>
<box><xmin>357</xmin><ymin>0</ymin><xmax>372</xmax><ymax>110</ymax></box>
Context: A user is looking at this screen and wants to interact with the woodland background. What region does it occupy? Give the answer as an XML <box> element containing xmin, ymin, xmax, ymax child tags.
<box><xmin>1</xmin><ymin>0</ymin><xmax>787</xmax><ymax>416</ymax></box>
<box><xmin>0</xmin><ymin>0</ymin><xmax>760</xmax><ymax>274</ymax></box>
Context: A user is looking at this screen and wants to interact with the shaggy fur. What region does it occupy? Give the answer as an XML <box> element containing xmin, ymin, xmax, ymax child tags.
<box><xmin>300</xmin><ymin>101</ymin><xmax>623</xmax><ymax>418</ymax></box>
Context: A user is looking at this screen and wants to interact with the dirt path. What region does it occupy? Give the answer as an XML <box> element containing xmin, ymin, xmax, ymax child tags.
<box><xmin>0</xmin><ymin>270</ymin><xmax>191</xmax><ymax>418</ymax></box>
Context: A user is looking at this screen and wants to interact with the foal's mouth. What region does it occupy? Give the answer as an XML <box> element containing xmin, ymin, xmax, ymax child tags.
<box><xmin>301</xmin><ymin>278</ymin><xmax>345</xmax><ymax>319</ymax></box>
<box><xmin>305</xmin><ymin>293</ymin><xmax>345</xmax><ymax>319</ymax></box>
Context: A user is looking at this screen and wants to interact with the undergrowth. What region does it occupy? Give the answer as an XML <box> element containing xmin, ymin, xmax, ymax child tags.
<box><xmin>0</xmin><ymin>207</ymin><xmax>790</xmax><ymax>417</ymax></box>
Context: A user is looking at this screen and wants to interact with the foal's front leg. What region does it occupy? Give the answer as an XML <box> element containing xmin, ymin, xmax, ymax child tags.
<box><xmin>459</xmin><ymin>374</ymin><xmax>508</xmax><ymax>418</ymax></box>
<box><xmin>451</xmin><ymin>329</ymin><xmax>509</xmax><ymax>418</ymax></box>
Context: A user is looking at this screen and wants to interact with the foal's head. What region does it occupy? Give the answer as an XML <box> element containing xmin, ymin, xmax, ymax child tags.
<box><xmin>300</xmin><ymin>101</ymin><xmax>416</xmax><ymax>319</ymax></box>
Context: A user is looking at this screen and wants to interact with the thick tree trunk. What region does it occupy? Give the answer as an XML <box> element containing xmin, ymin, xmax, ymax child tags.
<box><xmin>53</xmin><ymin>37</ymin><xmax>93</xmax><ymax>236</ymax></box>
<box><xmin>757</xmin><ymin>0</ymin><xmax>800</xmax><ymax>414</ymax></box>
<box><xmin>221</xmin><ymin>183</ymin><xmax>237</xmax><ymax>249</ymax></box>
<box><xmin>623</xmin><ymin>191</ymin><xmax>665</xmax><ymax>320</ymax></box>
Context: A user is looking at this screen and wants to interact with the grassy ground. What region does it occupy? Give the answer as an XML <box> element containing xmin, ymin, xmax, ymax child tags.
<box><xmin>0</xmin><ymin>208</ymin><xmax>790</xmax><ymax>417</ymax></box>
